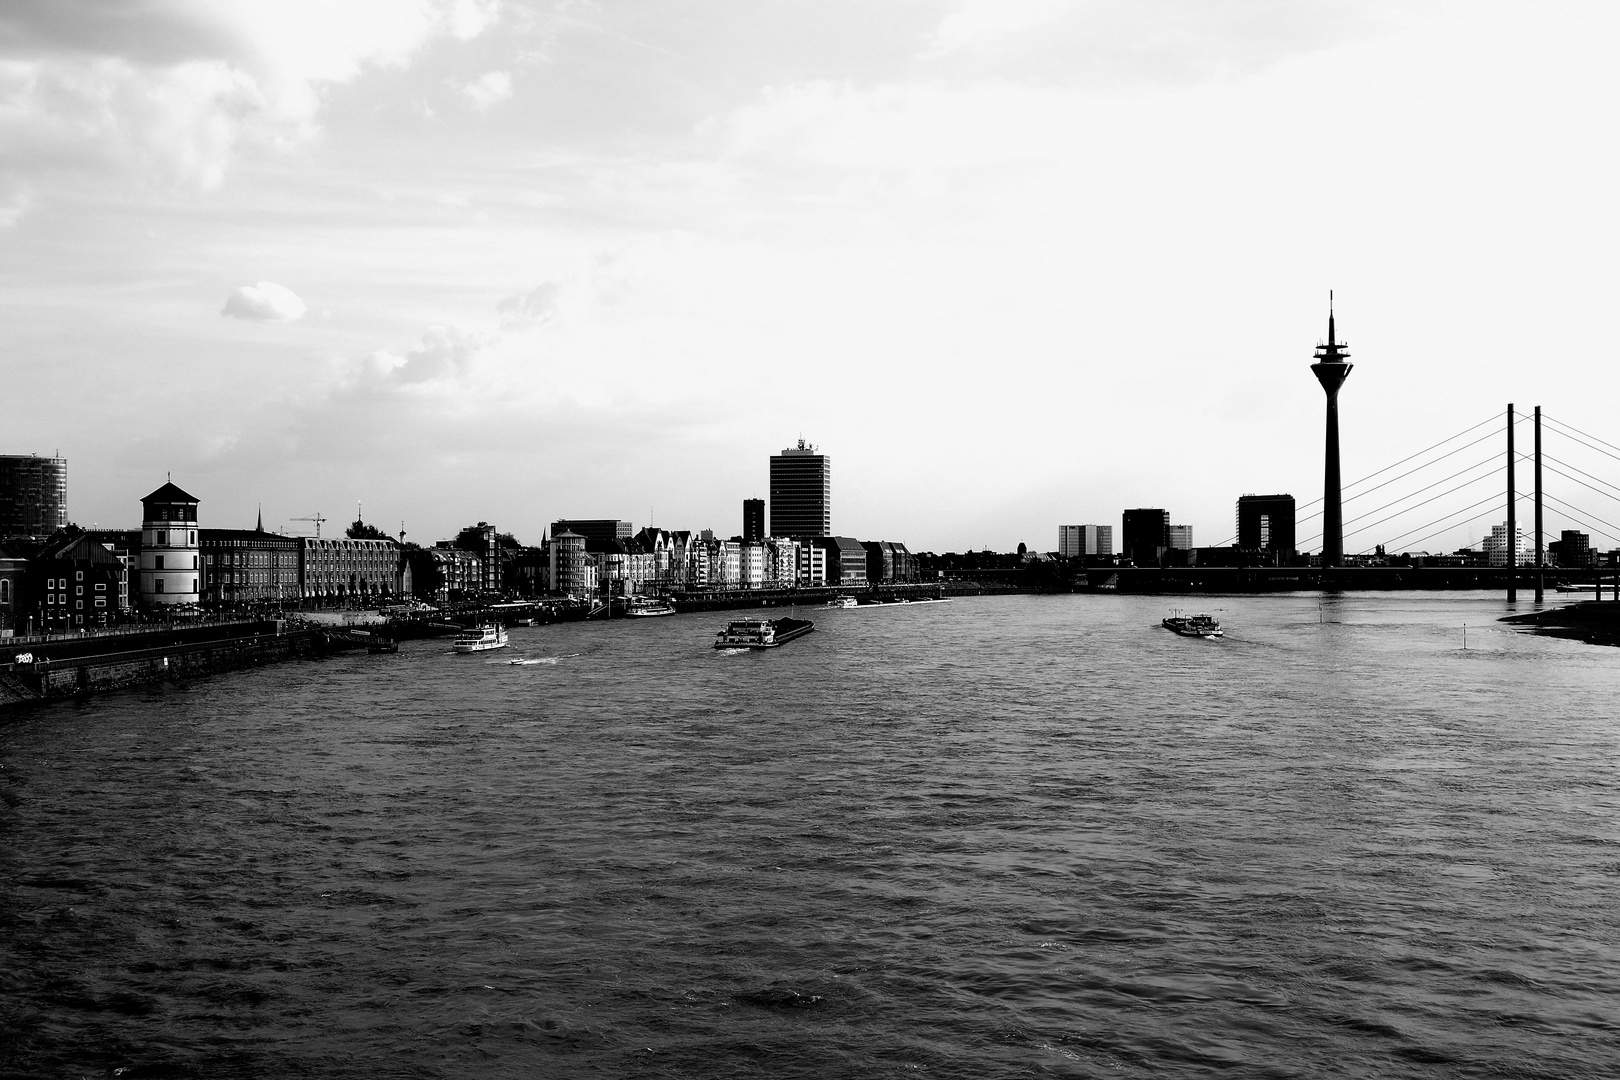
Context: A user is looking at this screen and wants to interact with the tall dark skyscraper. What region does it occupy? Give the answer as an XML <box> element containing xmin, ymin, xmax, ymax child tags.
<box><xmin>742</xmin><ymin>498</ymin><xmax>764</xmax><ymax>542</ymax></box>
<box><xmin>768</xmin><ymin>440</ymin><xmax>830</xmax><ymax>539</ymax></box>
<box><xmin>1310</xmin><ymin>299</ymin><xmax>1352</xmax><ymax>566</ymax></box>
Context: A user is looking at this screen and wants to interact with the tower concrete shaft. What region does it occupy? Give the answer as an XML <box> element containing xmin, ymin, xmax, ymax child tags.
<box><xmin>1310</xmin><ymin>303</ymin><xmax>1352</xmax><ymax>567</ymax></box>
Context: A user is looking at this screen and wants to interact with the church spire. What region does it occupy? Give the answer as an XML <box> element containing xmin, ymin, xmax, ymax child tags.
<box><xmin>255</xmin><ymin>504</ymin><xmax>264</xmax><ymax>532</ymax></box>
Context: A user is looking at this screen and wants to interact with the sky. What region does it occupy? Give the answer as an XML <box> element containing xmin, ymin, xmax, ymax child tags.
<box><xmin>4</xmin><ymin>0</ymin><xmax>1619</xmax><ymax>554</ymax></box>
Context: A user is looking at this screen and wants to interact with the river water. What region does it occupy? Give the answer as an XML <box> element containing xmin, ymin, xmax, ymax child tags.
<box><xmin>2</xmin><ymin>593</ymin><xmax>1618</xmax><ymax>1079</ymax></box>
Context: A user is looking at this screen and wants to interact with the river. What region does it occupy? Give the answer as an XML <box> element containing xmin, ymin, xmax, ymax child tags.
<box><xmin>3</xmin><ymin>592</ymin><xmax>1618</xmax><ymax>1078</ymax></box>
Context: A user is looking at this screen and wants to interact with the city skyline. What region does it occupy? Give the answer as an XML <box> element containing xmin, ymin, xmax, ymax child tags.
<box><xmin>4</xmin><ymin>3</ymin><xmax>1618</xmax><ymax>553</ymax></box>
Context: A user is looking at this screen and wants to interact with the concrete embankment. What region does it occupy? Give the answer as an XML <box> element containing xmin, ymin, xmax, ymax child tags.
<box><xmin>0</xmin><ymin>621</ymin><xmax>359</xmax><ymax>709</ymax></box>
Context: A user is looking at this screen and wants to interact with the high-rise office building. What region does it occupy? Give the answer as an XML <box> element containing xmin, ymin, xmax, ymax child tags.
<box><xmin>1058</xmin><ymin>525</ymin><xmax>1113</xmax><ymax>558</ymax></box>
<box><xmin>1167</xmin><ymin>525</ymin><xmax>1194</xmax><ymax>550</ymax></box>
<box><xmin>769</xmin><ymin>440</ymin><xmax>830</xmax><ymax>539</ymax></box>
<box><xmin>0</xmin><ymin>454</ymin><xmax>67</xmax><ymax>537</ymax></box>
<box><xmin>742</xmin><ymin>498</ymin><xmax>765</xmax><ymax>543</ymax></box>
<box><xmin>1122</xmin><ymin>509</ymin><xmax>1169</xmax><ymax>566</ymax></box>
<box><xmin>1237</xmin><ymin>494</ymin><xmax>1296</xmax><ymax>558</ymax></box>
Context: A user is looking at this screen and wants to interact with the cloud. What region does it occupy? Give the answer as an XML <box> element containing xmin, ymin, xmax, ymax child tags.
<box><xmin>0</xmin><ymin>1</ymin><xmax>502</xmax><ymax>189</ymax></box>
<box><xmin>0</xmin><ymin>176</ymin><xmax>29</xmax><ymax>226</ymax></box>
<box><xmin>221</xmin><ymin>281</ymin><xmax>307</xmax><ymax>321</ymax></box>
<box><xmin>926</xmin><ymin>0</ymin><xmax>1063</xmax><ymax>58</ymax></box>
<box><xmin>385</xmin><ymin>324</ymin><xmax>488</xmax><ymax>383</ymax></box>
<box><xmin>496</xmin><ymin>282</ymin><xmax>559</xmax><ymax>324</ymax></box>
<box><xmin>460</xmin><ymin>70</ymin><xmax>513</xmax><ymax>110</ymax></box>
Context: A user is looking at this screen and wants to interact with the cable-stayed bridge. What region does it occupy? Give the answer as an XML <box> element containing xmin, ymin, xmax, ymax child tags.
<box><xmin>1098</xmin><ymin>404</ymin><xmax>1620</xmax><ymax>596</ymax></box>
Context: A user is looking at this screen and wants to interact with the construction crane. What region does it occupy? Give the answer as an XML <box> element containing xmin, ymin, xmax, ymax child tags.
<box><xmin>290</xmin><ymin>512</ymin><xmax>327</xmax><ymax>539</ymax></box>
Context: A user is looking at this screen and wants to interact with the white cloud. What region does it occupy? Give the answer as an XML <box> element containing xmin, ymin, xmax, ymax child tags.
<box><xmin>221</xmin><ymin>281</ymin><xmax>307</xmax><ymax>321</ymax></box>
<box><xmin>926</xmin><ymin>0</ymin><xmax>1063</xmax><ymax>57</ymax></box>
<box><xmin>460</xmin><ymin>70</ymin><xmax>513</xmax><ymax>110</ymax></box>
<box><xmin>388</xmin><ymin>324</ymin><xmax>488</xmax><ymax>383</ymax></box>
<box><xmin>0</xmin><ymin>1</ymin><xmax>502</xmax><ymax>189</ymax></box>
<box><xmin>0</xmin><ymin>176</ymin><xmax>29</xmax><ymax>226</ymax></box>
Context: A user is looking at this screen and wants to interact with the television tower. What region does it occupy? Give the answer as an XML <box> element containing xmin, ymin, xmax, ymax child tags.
<box><xmin>1311</xmin><ymin>294</ymin><xmax>1353</xmax><ymax>567</ymax></box>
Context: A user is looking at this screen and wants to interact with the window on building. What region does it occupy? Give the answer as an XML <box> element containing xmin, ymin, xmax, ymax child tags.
<box><xmin>157</xmin><ymin>530</ymin><xmax>167</xmax><ymax>545</ymax></box>
<box><xmin>192</xmin><ymin>577</ymin><xmax>197</xmax><ymax>592</ymax></box>
<box><xmin>192</xmin><ymin>556</ymin><xmax>198</xmax><ymax>569</ymax></box>
<box><xmin>46</xmin><ymin>578</ymin><xmax>55</xmax><ymax>589</ymax></box>
<box><xmin>95</xmin><ymin>582</ymin><xmax>105</xmax><ymax>591</ymax></box>
<box><xmin>75</xmin><ymin>570</ymin><xmax>84</xmax><ymax>581</ymax></box>
<box><xmin>0</xmin><ymin>579</ymin><xmax>8</xmax><ymax>604</ymax></box>
<box><xmin>156</xmin><ymin>579</ymin><xmax>165</xmax><ymax>593</ymax></box>
<box><xmin>75</xmin><ymin>586</ymin><xmax>83</xmax><ymax>596</ymax></box>
<box><xmin>155</xmin><ymin>555</ymin><xmax>164</xmax><ymax>570</ymax></box>
<box><xmin>95</xmin><ymin>598</ymin><xmax>106</xmax><ymax>607</ymax></box>
<box><xmin>75</xmin><ymin>600</ymin><xmax>82</xmax><ymax>610</ymax></box>
<box><xmin>189</xmin><ymin>531</ymin><xmax>196</xmax><ymax>544</ymax></box>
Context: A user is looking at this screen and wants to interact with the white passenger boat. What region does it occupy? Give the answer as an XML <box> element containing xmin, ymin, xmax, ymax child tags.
<box><xmin>827</xmin><ymin>596</ymin><xmax>859</xmax><ymax>608</ymax></box>
<box><xmin>452</xmin><ymin>624</ymin><xmax>509</xmax><ymax>653</ymax></box>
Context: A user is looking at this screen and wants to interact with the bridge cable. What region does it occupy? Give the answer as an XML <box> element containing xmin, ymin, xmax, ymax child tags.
<box><xmin>1300</xmin><ymin>460</ymin><xmax>1504</xmax><ymax>548</ymax></box>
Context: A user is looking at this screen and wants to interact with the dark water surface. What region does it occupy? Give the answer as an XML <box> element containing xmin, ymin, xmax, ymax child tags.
<box><xmin>3</xmin><ymin>593</ymin><xmax>1619</xmax><ymax>1078</ymax></box>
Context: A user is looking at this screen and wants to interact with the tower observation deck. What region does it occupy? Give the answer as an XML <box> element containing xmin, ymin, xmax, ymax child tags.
<box><xmin>1310</xmin><ymin>297</ymin><xmax>1353</xmax><ymax>567</ymax></box>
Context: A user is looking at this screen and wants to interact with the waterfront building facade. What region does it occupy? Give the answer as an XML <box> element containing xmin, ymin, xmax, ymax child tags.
<box><xmin>1121</xmin><ymin>508</ymin><xmax>1170</xmax><ymax>567</ymax></box>
<box><xmin>32</xmin><ymin>532</ymin><xmax>129</xmax><ymax>629</ymax></box>
<box><xmin>0</xmin><ymin>454</ymin><xmax>68</xmax><ymax>538</ymax></box>
<box><xmin>138</xmin><ymin>482</ymin><xmax>201</xmax><ymax>608</ymax></box>
<box><xmin>200</xmin><ymin>528</ymin><xmax>301</xmax><ymax>607</ymax></box>
<box><xmin>0</xmin><ymin>541</ymin><xmax>26</xmax><ymax>634</ymax></box>
<box><xmin>427</xmin><ymin>546</ymin><xmax>482</xmax><ymax>600</ymax></box>
<box><xmin>769</xmin><ymin>440</ymin><xmax>831</xmax><ymax>538</ymax></box>
<box><xmin>1237</xmin><ymin>495</ymin><xmax>1297</xmax><ymax>560</ymax></box>
<box><xmin>798</xmin><ymin>543</ymin><xmax>827</xmax><ymax>587</ymax></box>
<box><xmin>454</xmin><ymin>522</ymin><xmax>502</xmax><ymax>593</ymax></box>
<box><xmin>1167</xmin><ymin>525</ymin><xmax>1194</xmax><ymax>551</ymax></box>
<box><xmin>765</xmin><ymin>537</ymin><xmax>801</xmax><ymax>588</ymax></box>
<box><xmin>862</xmin><ymin>540</ymin><xmax>916</xmax><ymax>584</ymax></box>
<box><xmin>300</xmin><ymin>537</ymin><xmax>400</xmax><ymax>601</ymax></box>
<box><xmin>813</xmin><ymin>536</ymin><xmax>869</xmax><ymax>588</ymax></box>
<box><xmin>549</xmin><ymin>530</ymin><xmax>589</xmax><ymax>596</ymax></box>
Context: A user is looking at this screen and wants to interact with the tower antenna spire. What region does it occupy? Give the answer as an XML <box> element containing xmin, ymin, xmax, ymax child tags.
<box><xmin>1328</xmin><ymin>290</ymin><xmax>1336</xmax><ymax>346</ymax></box>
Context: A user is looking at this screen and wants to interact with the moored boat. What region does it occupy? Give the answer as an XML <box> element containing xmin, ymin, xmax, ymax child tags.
<box><xmin>452</xmin><ymin>624</ymin><xmax>509</xmax><ymax>653</ymax></box>
<box><xmin>827</xmin><ymin>596</ymin><xmax>859</xmax><ymax>608</ymax></box>
<box><xmin>714</xmin><ymin>617</ymin><xmax>815</xmax><ymax>649</ymax></box>
<box><xmin>1163</xmin><ymin>612</ymin><xmax>1222</xmax><ymax>637</ymax></box>
<box><xmin>625</xmin><ymin>597</ymin><xmax>678</xmax><ymax>617</ymax></box>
